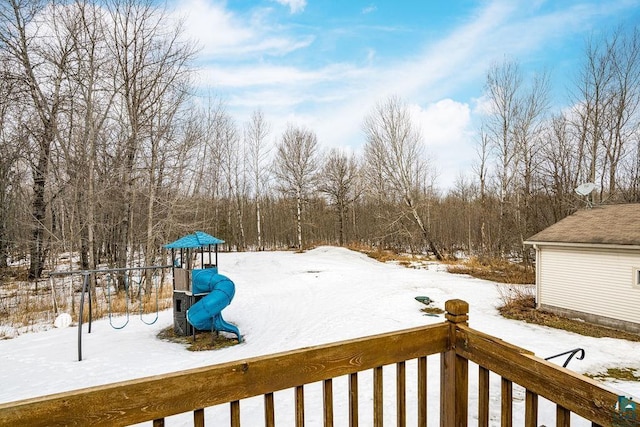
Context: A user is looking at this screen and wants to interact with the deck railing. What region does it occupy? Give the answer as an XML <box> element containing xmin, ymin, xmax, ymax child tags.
<box><xmin>0</xmin><ymin>299</ymin><xmax>638</xmax><ymax>426</ymax></box>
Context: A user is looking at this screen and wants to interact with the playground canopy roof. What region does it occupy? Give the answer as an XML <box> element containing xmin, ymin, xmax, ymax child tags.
<box><xmin>164</xmin><ymin>231</ymin><xmax>225</xmax><ymax>249</ymax></box>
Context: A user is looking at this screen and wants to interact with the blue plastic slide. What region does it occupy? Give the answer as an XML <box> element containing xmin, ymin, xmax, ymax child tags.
<box><xmin>187</xmin><ymin>270</ymin><xmax>242</xmax><ymax>342</ymax></box>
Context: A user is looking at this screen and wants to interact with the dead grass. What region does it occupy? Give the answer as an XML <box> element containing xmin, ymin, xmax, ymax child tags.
<box><xmin>348</xmin><ymin>245</ymin><xmax>432</xmax><ymax>268</ymax></box>
<box><xmin>0</xmin><ymin>277</ymin><xmax>174</xmax><ymax>333</ymax></box>
<box><xmin>497</xmin><ymin>288</ymin><xmax>640</xmax><ymax>342</ymax></box>
<box><xmin>446</xmin><ymin>256</ymin><xmax>535</xmax><ymax>284</ymax></box>
<box><xmin>421</xmin><ymin>306</ymin><xmax>444</xmax><ymax>315</ymax></box>
<box><xmin>348</xmin><ymin>247</ymin><xmax>640</xmax><ymax>343</ymax></box>
<box><xmin>157</xmin><ymin>326</ymin><xmax>239</xmax><ymax>351</ymax></box>
<box><xmin>585</xmin><ymin>367</ymin><xmax>640</xmax><ymax>382</ymax></box>
<box><xmin>0</xmin><ymin>266</ymin><xmax>29</xmax><ymax>282</ymax></box>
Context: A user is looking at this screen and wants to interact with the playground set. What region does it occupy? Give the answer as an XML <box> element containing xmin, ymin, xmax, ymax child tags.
<box><xmin>48</xmin><ymin>230</ymin><xmax>240</xmax><ymax>361</ymax></box>
<box><xmin>164</xmin><ymin>231</ymin><xmax>242</xmax><ymax>342</ymax></box>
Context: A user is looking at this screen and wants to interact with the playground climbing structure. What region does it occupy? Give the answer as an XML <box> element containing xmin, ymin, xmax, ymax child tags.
<box><xmin>164</xmin><ymin>232</ymin><xmax>241</xmax><ymax>342</ymax></box>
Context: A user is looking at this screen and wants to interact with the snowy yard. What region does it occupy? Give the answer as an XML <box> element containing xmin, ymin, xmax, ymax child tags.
<box><xmin>1</xmin><ymin>246</ymin><xmax>638</xmax><ymax>425</ymax></box>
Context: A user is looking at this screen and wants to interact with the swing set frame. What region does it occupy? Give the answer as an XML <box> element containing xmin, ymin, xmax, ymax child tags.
<box><xmin>49</xmin><ymin>265</ymin><xmax>172</xmax><ymax>361</ymax></box>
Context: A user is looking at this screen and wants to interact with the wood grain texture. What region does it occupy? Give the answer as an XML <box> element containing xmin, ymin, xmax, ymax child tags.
<box><xmin>0</xmin><ymin>323</ymin><xmax>448</xmax><ymax>427</ymax></box>
<box><xmin>455</xmin><ymin>325</ymin><xmax>640</xmax><ymax>426</ymax></box>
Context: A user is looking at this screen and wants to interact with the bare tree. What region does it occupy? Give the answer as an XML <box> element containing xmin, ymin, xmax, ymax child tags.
<box><xmin>602</xmin><ymin>28</ymin><xmax>640</xmax><ymax>197</ymax></box>
<box><xmin>473</xmin><ymin>127</ymin><xmax>490</xmax><ymax>254</ymax></box>
<box><xmin>514</xmin><ymin>70</ymin><xmax>550</xmax><ymax>256</ymax></box>
<box><xmin>244</xmin><ymin>109</ymin><xmax>271</xmax><ymax>251</ymax></box>
<box><xmin>107</xmin><ymin>0</ymin><xmax>194</xmax><ymax>276</ymax></box>
<box><xmin>0</xmin><ymin>54</ymin><xmax>24</xmax><ymax>268</ymax></box>
<box><xmin>0</xmin><ymin>0</ymin><xmax>78</xmax><ymax>278</ymax></box>
<box><xmin>539</xmin><ymin>113</ymin><xmax>582</xmax><ymax>218</ymax></box>
<box><xmin>217</xmin><ymin>112</ymin><xmax>247</xmax><ymax>250</ymax></box>
<box><xmin>362</xmin><ymin>95</ymin><xmax>442</xmax><ymax>259</ymax></box>
<box><xmin>272</xmin><ymin>124</ymin><xmax>320</xmax><ymax>250</ymax></box>
<box><xmin>318</xmin><ymin>149</ymin><xmax>360</xmax><ymax>246</ymax></box>
<box><xmin>482</xmin><ymin>59</ymin><xmax>524</xmax><ymax>255</ymax></box>
<box><xmin>571</xmin><ymin>34</ymin><xmax>614</xmax><ymax>202</ymax></box>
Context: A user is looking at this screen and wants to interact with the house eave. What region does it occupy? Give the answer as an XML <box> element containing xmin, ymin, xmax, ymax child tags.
<box><xmin>524</xmin><ymin>240</ymin><xmax>640</xmax><ymax>251</ymax></box>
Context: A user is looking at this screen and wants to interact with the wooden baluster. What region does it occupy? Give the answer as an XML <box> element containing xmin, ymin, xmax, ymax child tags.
<box><xmin>194</xmin><ymin>408</ymin><xmax>204</xmax><ymax>427</ymax></box>
<box><xmin>349</xmin><ymin>373</ymin><xmax>358</xmax><ymax>427</ymax></box>
<box><xmin>557</xmin><ymin>405</ymin><xmax>570</xmax><ymax>427</ymax></box>
<box><xmin>265</xmin><ymin>392</ymin><xmax>275</xmax><ymax>427</ymax></box>
<box><xmin>417</xmin><ymin>356</ymin><xmax>427</xmax><ymax>427</ymax></box>
<box><xmin>324</xmin><ymin>378</ymin><xmax>333</xmax><ymax>427</ymax></box>
<box><xmin>397</xmin><ymin>361</ymin><xmax>406</xmax><ymax>427</ymax></box>
<box><xmin>374</xmin><ymin>366</ymin><xmax>383</xmax><ymax>427</ymax></box>
<box><xmin>525</xmin><ymin>390</ymin><xmax>538</xmax><ymax>427</ymax></box>
<box><xmin>295</xmin><ymin>385</ymin><xmax>305</xmax><ymax>427</ymax></box>
<box><xmin>230</xmin><ymin>400</ymin><xmax>240</xmax><ymax>427</ymax></box>
<box><xmin>478</xmin><ymin>366</ymin><xmax>490</xmax><ymax>427</ymax></box>
<box><xmin>501</xmin><ymin>378</ymin><xmax>512</xmax><ymax>427</ymax></box>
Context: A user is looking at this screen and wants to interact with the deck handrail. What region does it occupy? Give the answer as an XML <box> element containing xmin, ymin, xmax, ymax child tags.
<box><xmin>0</xmin><ymin>299</ymin><xmax>638</xmax><ymax>426</ymax></box>
<box><xmin>0</xmin><ymin>323</ymin><xmax>449</xmax><ymax>426</ymax></box>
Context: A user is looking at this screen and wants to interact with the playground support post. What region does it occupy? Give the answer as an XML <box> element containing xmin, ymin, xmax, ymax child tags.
<box><xmin>78</xmin><ymin>273</ymin><xmax>92</xmax><ymax>361</ymax></box>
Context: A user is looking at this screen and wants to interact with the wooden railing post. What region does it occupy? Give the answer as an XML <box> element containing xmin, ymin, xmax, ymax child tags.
<box><xmin>440</xmin><ymin>299</ymin><xmax>469</xmax><ymax>427</ymax></box>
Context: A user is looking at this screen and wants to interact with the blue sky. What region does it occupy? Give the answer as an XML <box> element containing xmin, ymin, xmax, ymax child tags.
<box><xmin>168</xmin><ymin>0</ymin><xmax>640</xmax><ymax>189</ymax></box>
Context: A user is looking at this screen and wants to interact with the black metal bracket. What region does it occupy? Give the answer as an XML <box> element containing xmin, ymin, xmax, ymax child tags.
<box><xmin>545</xmin><ymin>348</ymin><xmax>585</xmax><ymax>368</ymax></box>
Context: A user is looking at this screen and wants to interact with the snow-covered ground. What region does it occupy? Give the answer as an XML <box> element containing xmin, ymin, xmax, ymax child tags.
<box><xmin>1</xmin><ymin>246</ymin><xmax>638</xmax><ymax>425</ymax></box>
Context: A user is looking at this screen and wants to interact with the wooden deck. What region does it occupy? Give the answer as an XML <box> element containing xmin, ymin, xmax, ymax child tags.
<box><xmin>0</xmin><ymin>299</ymin><xmax>638</xmax><ymax>426</ymax></box>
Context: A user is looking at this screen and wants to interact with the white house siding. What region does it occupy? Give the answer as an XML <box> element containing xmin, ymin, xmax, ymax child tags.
<box><xmin>538</xmin><ymin>246</ymin><xmax>640</xmax><ymax>326</ymax></box>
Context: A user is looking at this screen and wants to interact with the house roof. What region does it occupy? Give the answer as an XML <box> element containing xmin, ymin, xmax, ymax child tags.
<box><xmin>526</xmin><ymin>203</ymin><xmax>640</xmax><ymax>246</ymax></box>
<box><xmin>164</xmin><ymin>231</ymin><xmax>225</xmax><ymax>249</ymax></box>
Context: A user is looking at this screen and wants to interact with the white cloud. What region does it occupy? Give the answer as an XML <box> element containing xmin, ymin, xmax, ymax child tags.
<box><xmin>171</xmin><ymin>0</ymin><xmax>311</xmax><ymax>57</ymax></box>
<box><xmin>172</xmin><ymin>0</ymin><xmax>251</xmax><ymax>53</ymax></box>
<box><xmin>177</xmin><ymin>0</ymin><xmax>640</xmax><ymax>190</ymax></box>
<box><xmin>272</xmin><ymin>0</ymin><xmax>307</xmax><ymax>14</ymax></box>
<box><xmin>362</xmin><ymin>5</ymin><xmax>377</xmax><ymax>14</ymax></box>
<box><xmin>411</xmin><ymin>99</ymin><xmax>472</xmax><ymax>148</ymax></box>
<box><xmin>409</xmin><ymin>100</ymin><xmax>476</xmax><ymax>187</ymax></box>
<box><xmin>198</xmin><ymin>62</ymin><xmax>369</xmax><ymax>89</ymax></box>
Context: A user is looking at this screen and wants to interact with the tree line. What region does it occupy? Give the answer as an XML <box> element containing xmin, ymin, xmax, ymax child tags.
<box><xmin>0</xmin><ymin>1</ymin><xmax>638</xmax><ymax>281</ymax></box>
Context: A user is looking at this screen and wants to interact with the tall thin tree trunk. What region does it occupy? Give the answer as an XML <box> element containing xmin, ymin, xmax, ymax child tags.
<box><xmin>296</xmin><ymin>190</ymin><xmax>303</xmax><ymax>250</ymax></box>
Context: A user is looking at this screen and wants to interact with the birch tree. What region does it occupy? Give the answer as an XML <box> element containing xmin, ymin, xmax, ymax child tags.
<box><xmin>272</xmin><ymin>124</ymin><xmax>320</xmax><ymax>250</ymax></box>
<box><xmin>244</xmin><ymin>109</ymin><xmax>271</xmax><ymax>251</ymax></box>
<box><xmin>483</xmin><ymin>59</ymin><xmax>522</xmax><ymax>255</ymax></box>
<box><xmin>362</xmin><ymin>95</ymin><xmax>442</xmax><ymax>259</ymax></box>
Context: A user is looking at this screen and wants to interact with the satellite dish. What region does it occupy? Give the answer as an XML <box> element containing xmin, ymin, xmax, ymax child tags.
<box><xmin>574</xmin><ymin>182</ymin><xmax>595</xmax><ymax>196</ymax></box>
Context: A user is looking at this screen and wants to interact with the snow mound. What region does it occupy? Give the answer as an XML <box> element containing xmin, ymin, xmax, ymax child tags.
<box><xmin>54</xmin><ymin>313</ymin><xmax>72</xmax><ymax>328</ymax></box>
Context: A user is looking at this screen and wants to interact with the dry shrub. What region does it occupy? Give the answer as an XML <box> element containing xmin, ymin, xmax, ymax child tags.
<box><xmin>446</xmin><ymin>256</ymin><xmax>535</xmax><ymax>284</ymax></box>
<box><xmin>100</xmin><ymin>284</ymin><xmax>173</xmax><ymax>317</ymax></box>
<box><xmin>2</xmin><ymin>278</ymin><xmax>174</xmax><ymax>331</ymax></box>
<box><xmin>157</xmin><ymin>326</ymin><xmax>239</xmax><ymax>351</ymax></box>
<box><xmin>496</xmin><ymin>283</ymin><xmax>536</xmax><ymax>306</ymax></box>
<box><xmin>496</xmin><ymin>283</ymin><xmax>640</xmax><ymax>342</ymax></box>
<box><xmin>348</xmin><ymin>244</ymin><xmax>431</xmax><ymax>265</ymax></box>
<box><xmin>496</xmin><ymin>284</ymin><xmax>536</xmax><ymax>317</ymax></box>
<box><xmin>0</xmin><ymin>266</ymin><xmax>29</xmax><ymax>282</ymax></box>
